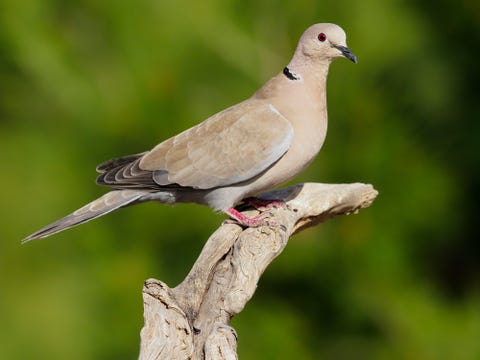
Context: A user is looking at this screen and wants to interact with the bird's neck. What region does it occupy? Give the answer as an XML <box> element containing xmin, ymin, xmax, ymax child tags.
<box><xmin>286</xmin><ymin>57</ymin><xmax>331</xmax><ymax>90</ymax></box>
<box><xmin>279</xmin><ymin>62</ymin><xmax>330</xmax><ymax>118</ymax></box>
<box><xmin>253</xmin><ymin>57</ymin><xmax>331</xmax><ymax>111</ymax></box>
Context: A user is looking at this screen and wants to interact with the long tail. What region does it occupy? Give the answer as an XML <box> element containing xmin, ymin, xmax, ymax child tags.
<box><xmin>23</xmin><ymin>190</ymin><xmax>146</xmax><ymax>243</ymax></box>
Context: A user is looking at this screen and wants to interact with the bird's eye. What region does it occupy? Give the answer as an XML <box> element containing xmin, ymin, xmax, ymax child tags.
<box><xmin>318</xmin><ymin>33</ymin><xmax>327</xmax><ymax>42</ymax></box>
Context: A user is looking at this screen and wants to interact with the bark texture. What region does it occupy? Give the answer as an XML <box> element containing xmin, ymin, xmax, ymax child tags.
<box><xmin>139</xmin><ymin>182</ymin><xmax>378</xmax><ymax>359</ymax></box>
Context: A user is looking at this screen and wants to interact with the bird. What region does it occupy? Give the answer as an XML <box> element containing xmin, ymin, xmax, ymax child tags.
<box><xmin>24</xmin><ymin>23</ymin><xmax>357</xmax><ymax>242</ymax></box>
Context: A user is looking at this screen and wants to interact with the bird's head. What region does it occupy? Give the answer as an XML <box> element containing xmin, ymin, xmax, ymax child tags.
<box><xmin>296</xmin><ymin>23</ymin><xmax>357</xmax><ymax>64</ymax></box>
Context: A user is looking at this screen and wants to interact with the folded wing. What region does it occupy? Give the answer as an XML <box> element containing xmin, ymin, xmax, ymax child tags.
<box><xmin>99</xmin><ymin>102</ymin><xmax>294</xmax><ymax>190</ymax></box>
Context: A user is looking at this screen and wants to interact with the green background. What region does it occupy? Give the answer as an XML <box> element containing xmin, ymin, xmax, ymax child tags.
<box><xmin>1</xmin><ymin>0</ymin><xmax>479</xmax><ymax>358</ymax></box>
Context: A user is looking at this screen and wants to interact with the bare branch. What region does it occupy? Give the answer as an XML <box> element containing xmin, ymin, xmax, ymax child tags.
<box><xmin>139</xmin><ymin>182</ymin><xmax>378</xmax><ymax>359</ymax></box>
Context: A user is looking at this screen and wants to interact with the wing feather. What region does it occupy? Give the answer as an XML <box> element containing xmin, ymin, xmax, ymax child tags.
<box><xmin>97</xmin><ymin>101</ymin><xmax>293</xmax><ymax>190</ymax></box>
<box><xmin>140</xmin><ymin>102</ymin><xmax>293</xmax><ymax>189</ymax></box>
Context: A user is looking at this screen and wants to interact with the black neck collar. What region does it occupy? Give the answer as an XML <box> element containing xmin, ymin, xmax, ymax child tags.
<box><xmin>283</xmin><ymin>67</ymin><xmax>300</xmax><ymax>81</ymax></box>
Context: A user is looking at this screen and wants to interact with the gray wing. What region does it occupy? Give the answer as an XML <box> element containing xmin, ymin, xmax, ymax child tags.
<box><xmin>140</xmin><ymin>102</ymin><xmax>294</xmax><ymax>189</ymax></box>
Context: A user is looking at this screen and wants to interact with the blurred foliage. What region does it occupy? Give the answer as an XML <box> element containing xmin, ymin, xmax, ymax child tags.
<box><xmin>1</xmin><ymin>0</ymin><xmax>479</xmax><ymax>358</ymax></box>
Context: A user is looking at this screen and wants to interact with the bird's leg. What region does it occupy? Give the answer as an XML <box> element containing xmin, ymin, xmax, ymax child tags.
<box><xmin>224</xmin><ymin>208</ymin><xmax>277</xmax><ymax>227</ymax></box>
<box><xmin>242</xmin><ymin>197</ymin><xmax>287</xmax><ymax>211</ymax></box>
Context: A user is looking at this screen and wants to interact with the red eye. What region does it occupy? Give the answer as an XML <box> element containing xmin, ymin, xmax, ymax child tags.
<box><xmin>318</xmin><ymin>33</ymin><xmax>327</xmax><ymax>42</ymax></box>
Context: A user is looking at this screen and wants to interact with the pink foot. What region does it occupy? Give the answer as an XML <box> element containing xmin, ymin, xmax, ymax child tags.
<box><xmin>242</xmin><ymin>197</ymin><xmax>287</xmax><ymax>212</ymax></box>
<box><xmin>224</xmin><ymin>208</ymin><xmax>277</xmax><ymax>227</ymax></box>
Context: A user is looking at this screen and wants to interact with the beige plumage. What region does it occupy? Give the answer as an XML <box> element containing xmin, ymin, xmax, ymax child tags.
<box><xmin>24</xmin><ymin>23</ymin><xmax>356</xmax><ymax>242</ymax></box>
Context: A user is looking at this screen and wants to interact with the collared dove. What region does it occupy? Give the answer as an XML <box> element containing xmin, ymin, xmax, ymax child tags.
<box><xmin>24</xmin><ymin>23</ymin><xmax>357</xmax><ymax>242</ymax></box>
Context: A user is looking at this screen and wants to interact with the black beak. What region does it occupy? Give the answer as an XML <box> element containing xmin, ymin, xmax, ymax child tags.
<box><xmin>333</xmin><ymin>45</ymin><xmax>358</xmax><ymax>63</ymax></box>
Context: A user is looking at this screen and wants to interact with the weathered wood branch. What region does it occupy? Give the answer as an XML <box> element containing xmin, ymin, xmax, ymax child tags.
<box><xmin>138</xmin><ymin>182</ymin><xmax>378</xmax><ymax>359</ymax></box>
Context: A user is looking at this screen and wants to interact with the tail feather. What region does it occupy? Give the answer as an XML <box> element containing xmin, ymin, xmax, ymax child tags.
<box><xmin>23</xmin><ymin>190</ymin><xmax>145</xmax><ymax>243</ymax></box>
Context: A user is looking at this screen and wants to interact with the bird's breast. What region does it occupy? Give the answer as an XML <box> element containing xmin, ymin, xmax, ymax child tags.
<box><xmin>245</xmin><ymin>96</ymin><xmax>328</xmax><ymax>195</ymax></box>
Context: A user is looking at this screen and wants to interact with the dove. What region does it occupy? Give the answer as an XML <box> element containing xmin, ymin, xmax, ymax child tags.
<box><xmin>24</xmin><ymin>23</ymin><xmax>357</xmax><ymax>242</ymax></box>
